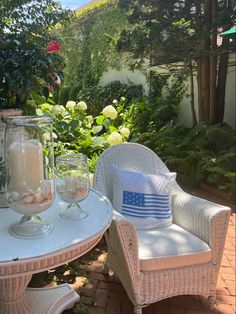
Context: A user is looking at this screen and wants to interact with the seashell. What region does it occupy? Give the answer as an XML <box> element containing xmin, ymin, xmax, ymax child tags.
<box><xmin>65</xmin><ymin>177</ymin><xmax>77</xmax><ymax>194</ymax></box>
<box><xmin>22</xmin><ymin>194</ymin><xmax>34</xmax><ymax>204</ymax></box>
<box><xmin>76</xmin><ymin>187</ymin><xmax>87</xmax><ymax>198</ymax></box>
<box><xmin>43</xmin><ymin>191</ymin><xmax>51</xmax><ymax>200</ymax></box>
<box><xmin>26</xmin><ymin>189</ymin><xmax>34</xmax><ymax>194</ymax></box>
<box><xmin>33</xmin><ymin>192</ymin><xmax>44</xmax><ymax>204</ymax></box>
<box><xmin>41</xmin><ymin>180</ymin><xmax>52</xmax><ymax>199</ymax></box>
<box><xmin>11</xmin><ymin>191</ymin><xmax>20</xmax><ymax>201</ymax></box>
<box><xmin>48</xmin><ymin>191</ymin><xmax>54</xmax><ymax>200</ymax></box>
<box><xmin>61</xmin><ymin>190</ymin><xmax>74</xmax><ymax>202</ymax></box>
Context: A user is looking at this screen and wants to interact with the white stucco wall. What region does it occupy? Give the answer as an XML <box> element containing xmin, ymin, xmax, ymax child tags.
<box><xmin>99</xmin><ymin>67</ymin><xmax>149</xmax><ymax>95</ymax></box>
<box><xmin>224</xmin><ymin>54</ymin><xmax>236</xmax><ymax>129</ymax></box>
<box><xmin>98</xmin><ymin>54</ymin><xmax>236</xmax><ymax>129</ymax></box>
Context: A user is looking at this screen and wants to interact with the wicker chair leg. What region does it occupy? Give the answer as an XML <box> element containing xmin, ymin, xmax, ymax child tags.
<box><xmin>101</xmin><ymin>257</ymin><xmax>110</xmax><ymax>276</ymax></box>
<box><xmin>134</xmin><ymin>305</ymin><xmax>142</xmax><ymax>314</ymax></box>
<box><xmin>208</xmin><ymin>294</ymin><xmax>216</xmax><ymax>310</ymax></box>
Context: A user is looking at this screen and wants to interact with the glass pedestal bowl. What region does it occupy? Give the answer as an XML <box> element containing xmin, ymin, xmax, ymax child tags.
<box><xmin>56</xmin><ymin>154</ymin><xmax>90</xmax><ymax>220</ymax></box>
<box><xmin>7</xmin><ymin>180</ymin><xmax>55</xmax><ymax>238</ymax></box>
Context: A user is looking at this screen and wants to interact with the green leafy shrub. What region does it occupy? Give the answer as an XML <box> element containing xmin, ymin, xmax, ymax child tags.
<box><xmin>133</xmin><ymin>122</ymin><xmax>236</xmax><ymax>197</ymax></box>
<box><xmin>35</xmin><ymin>98</ymin><xmax>130</xmax><ymax>172</ymax></box>
<box><xmin>58</xmin><ymin>86</ymin><xmax>71</xmax><ymax>106</ymax></box>
<box><xmin>58</xmin><ymin>81</ymin><xmax>143</xmax><ymax>116</ymax></box>
<box><xmin>69</xmin><ymin>85</ymin><xmax>82</xmax><ymax>101</ymax></box>
<box><xmin>61</xmin><ymin>2</ymin><xmax>129</xmax><ymax>89</ymax></box>
<box><xmin>0</xmin><ymin>0</ymin><xmax>69</xmax><ymax>109</ymax></box>
<box><xmin>126</xmin><ymin>73</ymin><xmax>187</xmax><ymax>137</ymax></box>
<box><xmin>205</xmin><ymin>125</ymin><xmax>235</xmax><ymax>152</ymax></box>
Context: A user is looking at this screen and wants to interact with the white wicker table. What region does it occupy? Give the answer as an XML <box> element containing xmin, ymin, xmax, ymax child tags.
<box><xmin>0</xmin><ymin>189</ymin><xmax>112</xmax><ymax>314</ymax></box>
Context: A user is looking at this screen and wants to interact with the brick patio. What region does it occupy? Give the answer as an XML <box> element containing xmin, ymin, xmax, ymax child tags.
<box><xmin>60</xmin><ymin>206</ymin><xmax>235</xmax><ymax>314</ymax></box>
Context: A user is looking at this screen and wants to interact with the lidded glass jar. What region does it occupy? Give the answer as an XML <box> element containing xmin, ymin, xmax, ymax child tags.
<box><xmin>5</xmin><ymin>116</ymin><xmax>55</xmax><ymax>238</ymax></box>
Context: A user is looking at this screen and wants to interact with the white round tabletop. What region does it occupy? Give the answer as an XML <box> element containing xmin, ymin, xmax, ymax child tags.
<box><xmin>0</xmin><ymin>188</ymin><xmax>112</xmax><ymax>276</ymax></box>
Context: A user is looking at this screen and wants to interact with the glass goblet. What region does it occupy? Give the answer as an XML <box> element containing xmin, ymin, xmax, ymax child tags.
<box><xmin>56</xmin><ymin>154</ymin><xmax>90</xmax><ymax>219</ymax></box>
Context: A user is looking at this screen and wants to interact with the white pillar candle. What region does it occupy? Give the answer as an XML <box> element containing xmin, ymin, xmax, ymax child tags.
<box><xmin>8</xmin><ymin>139</ymin><xmax>44</xmax><ymax>193</ymax></box>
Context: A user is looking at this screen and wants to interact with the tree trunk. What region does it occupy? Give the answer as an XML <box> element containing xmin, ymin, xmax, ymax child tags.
<box><xmin>189</xmin><ymin>57</ymin><xmax>197</xmax><ymax>126</ymax></box>
<box><xmin>201</xmin><ymin>0</ymin><xmax>211</xmax><ymax>121</ymax></box>
<box><xmin>209</xmin><ymin>0</ymin><xmax>217</xmax><ymax>123</ymax></box>
<box><xmin>201</xmin><ymin>50</ymin><xmax>210</xmax><ymax>121</ymax></box>
<box><xmin>196</xmin><ymin>58</ymin><xmax>204</xmax><ymax>121</ymax></box>
<box><xmin>216</xmin><ymin>36</ymin><xmax>230</xmax><ymax>123</ymax></box>
<box><xmin>195</xmin><ymin>0</ymin><xmax>204</xmax><ymax>122</ymax></box>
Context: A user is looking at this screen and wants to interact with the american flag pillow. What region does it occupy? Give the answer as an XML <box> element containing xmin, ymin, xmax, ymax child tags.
<box><xmin>112</xmin><ymin>165</ymin><xmax>176</xmax><ymax>229</ymax></box>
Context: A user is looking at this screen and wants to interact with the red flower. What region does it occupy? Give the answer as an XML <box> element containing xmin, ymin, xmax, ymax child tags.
<box><xmin>46</xmin><ymin>40</ymin><xmax>61</xmax><ymax>54</ymax></box>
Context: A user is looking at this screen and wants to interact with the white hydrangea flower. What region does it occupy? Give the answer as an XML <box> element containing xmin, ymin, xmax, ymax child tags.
<box><xmin>102</xmin><ymin>105</ymin><xmax>118</xmax><ymax>120</ymax></box>
<box><xmin>43</xmin><ymin>132</ymin><xmax>58</xmax><ymax>140</ymax></box>
<box><xmin>41</xmin><ymin>103</ymin><xmax>53</xmax><ymax>111</ymax></box>
<box><xmin>112</xmin><ymin>99</ymin><xmax>118</xmax><ymax>104</ymax></box>
<box><xmin>52</xmin><ymin>105</ymin><xmax>65</xmax><ymax>115</ymax></box>
<box><xmin>76</xmin><ymin>101</ymin><xmax>87</xmax><ymax>111</ymax></box>
<box><xmin>43</xmin><ymin>132</ymin><xmax>51</xmax><ymax>141</ymax></box>
<box><xmin>120</xmin><ymin>127</ymin><xmax>130</xmax><ymax>138</ymax></box>
<box><xmin>120</xmin><ymin>96</ymin><xmax>126</xmax><ymax>101</ymax></box>
<box><xmin>107</xmin><ymin>132</ymin><xmax>123</xmax><ymax>145</ymax></box>
<box><xmin>87</xmin><ymin>115</ymin><xmax>93</xmax><ymax>123</ymax></box>
<box><xmin>66</xmin><ymin>101</ymin><xmax>76</xmax><ymax>111</ymax></box>
<box><xmin>52</xmin><ymin>132</ymin><xmax>57</xmax><ymax>139</ymax></box>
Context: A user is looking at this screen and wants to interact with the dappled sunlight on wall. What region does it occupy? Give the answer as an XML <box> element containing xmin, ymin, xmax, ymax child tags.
<box><xmin>99</xmin><ymin>67</ymin><xmax>149</xmax><ymax>95</ymax></box>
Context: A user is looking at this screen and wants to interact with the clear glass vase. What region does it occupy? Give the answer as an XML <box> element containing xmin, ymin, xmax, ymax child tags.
<box><xmin>56</xmin><ymin>154</ymin><xmax>90</xmax><ymax>219</ymax></box>
<box><xmin>5</xmin><ymin>116</ymin><xmax>55</xmax><ymax>238</ymax></box>
<box><xmin>0</xmin><ymin>109</ymin><xmax>22</xmax><ymax>208</ymax></box>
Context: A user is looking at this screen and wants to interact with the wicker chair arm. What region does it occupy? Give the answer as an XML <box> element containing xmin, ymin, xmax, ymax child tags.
<box><xmin>172</xmin><ymin>191</ymin><xmax>231</xmax><ymax>264</ymax></box>
<box><xmin>107</xmin><ymin>210</ymin><xmax>140</xmax><ymax>278</ymax></box>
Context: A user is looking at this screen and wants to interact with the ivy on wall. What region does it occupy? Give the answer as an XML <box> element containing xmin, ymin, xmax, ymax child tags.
<box><xmin>60</xmin><ymin>1</ymin><xmax>130</xmax><ymax>88</ymax></box>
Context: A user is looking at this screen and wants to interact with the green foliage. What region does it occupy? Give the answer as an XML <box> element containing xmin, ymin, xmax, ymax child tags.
<box><xmin>117</xmin><ymin>0</ymin><xmax>233</xmax><ymax>63</ymax></box>
<box><xmin>0</xmin><ymin>0</ymin><xmax>69</xmax><ymax>35</ymax></box>
<box><xmin>60</xmin><ymin>1</ymin><xmax>130</xmax><ymax>89</ymax></box>
<box><xmin>134</xmin><ymin>122</ymin><xmax>236</xmax><ymax>196</ymax></box>
<box><xmin>58</xmin><ymin>86</ymin><xmax>71</xmax><ymax>106</ymax></box>
<box><xmin>35</xmin><ymin>97</ymin><xmax>131</xmax><ymax>172</ymax></box>
<box><xmin>117</xmin><ymin>0</ymin><xmax>234</xmax><ymax>124</ymax></box>
<box><xmin>0</xmin><ymin>0</ymin><xmax>70</xmax><ymax>109</ymax></box>
<box><xmin>0</xmin><ymin>34</ymin><xmax>63</xmax><ymax>109</ymax></box>
<box><xmin>69</xmin><ymin>85</ymin><xmax>82</xmax><ymax>101</ymax></box>
<box><xmin>58</xmin><ymin>81</ymin><xmax>143</xmax><ymax>116</ymax></box>
<box><xmin>74</xmin><ymin>0</ymin><xmax>108</xmax><ymax>19</ymax></box>
<box><xmin>205</xmin><ymin>125</ymin><xmax>235</xmax><ymax>152</ymax></box>
<box><xmin>129</xmin><ymin>73</ymin><xmax>186</xmax><ymax>136</ymax></box>
<box><xmin>180</xmin><ymin>151</ymin><xmax>204</xmax><ymax>188</ymax></box>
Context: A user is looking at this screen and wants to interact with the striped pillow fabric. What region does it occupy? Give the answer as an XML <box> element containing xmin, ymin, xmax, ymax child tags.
<box><xmin>112</xmin><ymin>165</ymin><xmax>176</xmax><ymax>229</ymax></box>
<box><xmin>122</xmin><ymin>190</ymin><xmax>170</xmax><ymax>218</ymax></box>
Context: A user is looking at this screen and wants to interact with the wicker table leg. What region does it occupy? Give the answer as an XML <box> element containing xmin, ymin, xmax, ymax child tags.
<box><xmin>0</xmin><ymin>276</ymin><xmax>79</xmax><ymax>314</ymax></box>
<box><xmin>0</xmin><ymin>275</ymin><xmax>32</xmax><ymax>314</ymax></box>
<box><xmin>26</xmin><ymin>284</ymin><xmax>80</xmax><ymax>314</ymax></box>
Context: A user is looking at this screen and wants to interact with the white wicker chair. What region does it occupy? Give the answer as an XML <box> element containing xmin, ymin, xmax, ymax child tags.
<box><xmin>93</xmin><ymin>143</ymin><xmax>231</xmax><ymax>314</ymax></box>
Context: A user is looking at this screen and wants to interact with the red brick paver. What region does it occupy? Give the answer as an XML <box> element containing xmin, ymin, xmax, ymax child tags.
<box><xmin>63</xmin><ymin>212</ymin><xmax>235</xmax><ymax>314</ymax></box>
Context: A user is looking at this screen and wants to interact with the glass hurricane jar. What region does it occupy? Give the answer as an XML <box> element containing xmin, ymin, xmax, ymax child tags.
<box><xmin>0</xmin><ymin>109</ymin><xmax>22</xmax><ymax>208</ymax></box>
<box><xmin>5</xmin><ymin>116</ymin><xmax>55</xmax><ymax>239</ymax></box>
<box><xmin>56</xmin><ymin>153</ymin><xmax>90</xmax><ymax>219</ymax></box>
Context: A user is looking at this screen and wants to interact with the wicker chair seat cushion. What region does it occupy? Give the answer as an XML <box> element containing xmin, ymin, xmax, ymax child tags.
<box><xmin>112</xmin><ymin>165</ymin><xmax>176</xmax><ymax>229</ymax></box>
<box><xmin>137</xmin><ymin>223</ymin><xmax>211</xmax><ymax>271</ymax></box>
